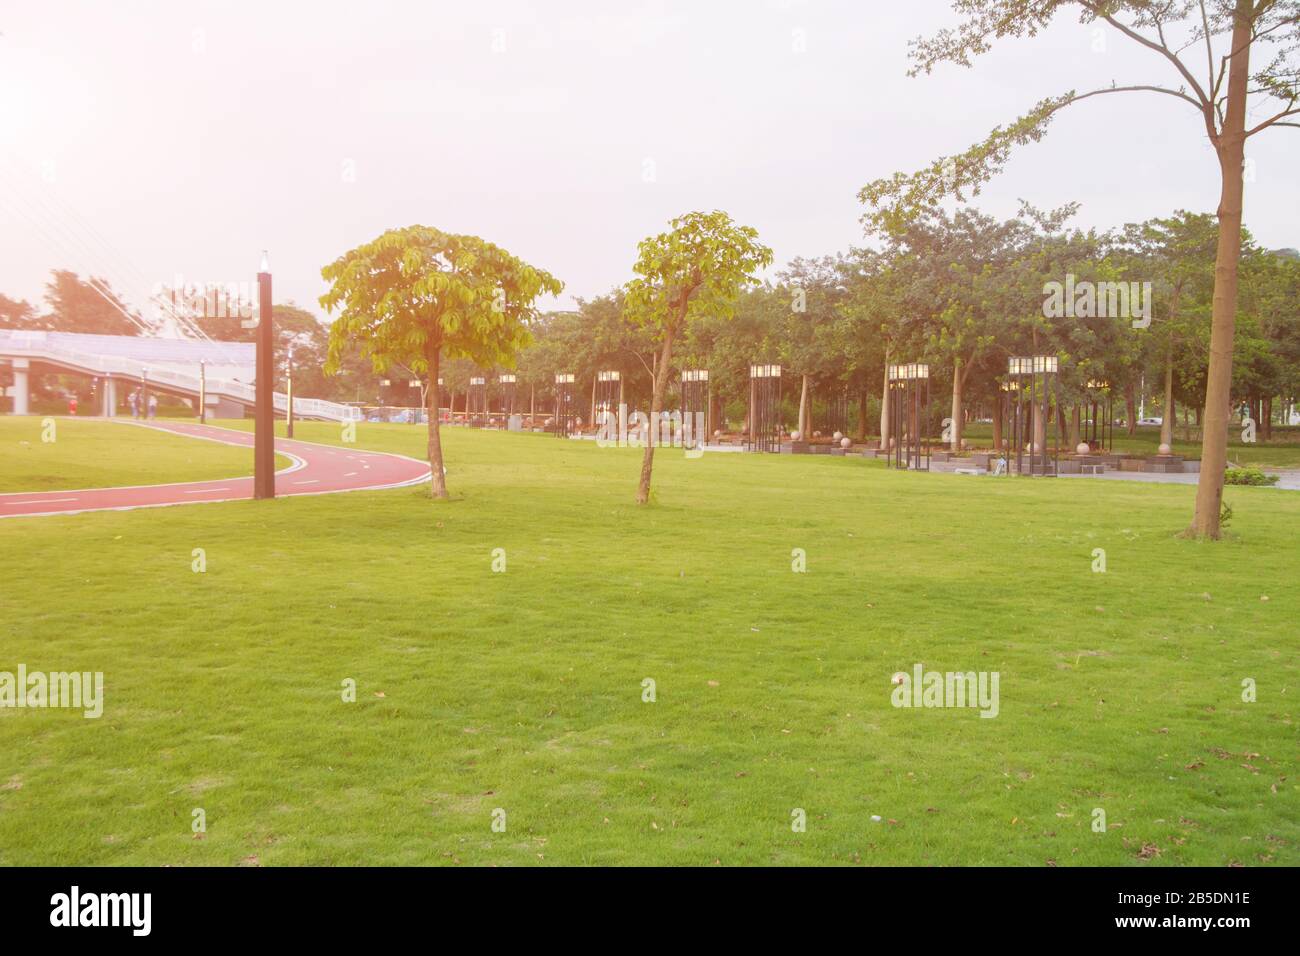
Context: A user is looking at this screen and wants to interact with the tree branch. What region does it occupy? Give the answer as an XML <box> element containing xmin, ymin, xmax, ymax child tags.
<box><xmin>1071</xmin><ymin>83</ymin><xmax>1207</xmax><ymax>111</ymax></box>
<box><xmin>1079</xmin><ymin>1</ymin><xmax>1214</xmax><ymax>111</ymax></box>
<box><xmin>1245</xmin><ymin>105</ymin><xmax>1300</xmax><ymax>135</ymax></box>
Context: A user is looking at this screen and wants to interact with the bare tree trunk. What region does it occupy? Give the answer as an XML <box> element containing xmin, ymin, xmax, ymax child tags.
<box><xmin>425</xmin><ymin>345</ymin><xmax>448</xmax><ymax>499</ymax></box>
<box><xmin>1068</xmin><ymin>405</ymin><xmax>1080</xmax><ymax>450</ymax></box>
<box><xmin>797</xmin><ymin>374</ymin><xmax>810</xmax><ymax>437</ymax></box>
<box><xmin>637</xmin><ymin>325</ymin><xmax>677</xmax><ymax>504</ymax></box>
<box><xmin>1125</xmin><ymin>383</ymin><xmax>1138</xmax><ymax>436</ymax></box>
<box><xmin>529</xmin><ymin>385</ymin><xmax>535</xmax><ymax>422</ymax></box>
<box><xmin>879</xmin><ymin>361</ymin><xmax>891</xmax><ymax>449</ymax></box>
<box><xmin>1190</xmin><ymin>0</ymin><xmax>1251</xmax><ymax>539</ymax></box>
<box><xmin>949</xmin><ymin>358</ymin><xmax>965</xmax><ymax>451</ymax></box>
<box><xmin>1160</xmin><ymin>347</ymin><xmax>1175</xmax><ymax>449</ymax></box>
<box><xmin>855</xmin><ymin>389</ymin><xmax>868</xmax><ymax>440</ymax></box>
<box><xmin>992</xmin><ymin>405</ymin><xmax>1003</xmax><ymax>453</ymax></box>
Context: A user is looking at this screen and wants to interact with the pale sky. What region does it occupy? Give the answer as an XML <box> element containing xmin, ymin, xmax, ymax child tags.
<box><xmin>1</xmin><ymin>0</ymin><xmax>1296</xmax><ymax>321</ymax></box>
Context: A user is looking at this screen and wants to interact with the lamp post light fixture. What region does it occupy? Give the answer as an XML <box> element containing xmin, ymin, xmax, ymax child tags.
<box><xmin>468</xmin><ymin>375</ymin><xmax>488</xmax><ymax>427</ymax></box>
<box><xmin>887</xmin><ymin>361</ymin><xmax>931</xmax><ymax>471</ymax></box>
<box><xmin>253</xmin><ymin>251</ymin><xmax>275</xmax><ymax>499</ymax></box>
<box><xmin>681</xmin><ymin>368</ymin><xmax>710</xmax><ymax>440</ymax></box>
<box><xmin>1083</xmin><ymin>378</ymin><xmax>1112</xmax><ymax>452</ymax></box>
<box><xmin>498</xmin><ymin>373</ymin><xmax>517</xmax><ymax>418</ymax></box>
<box><xmin>554</xmin><ymin>373</ymin><xmax>576</xmax><ymax>437</ymax></box>
<box><xmin>747</xmin><ymin>363</ymin><xmax>781</xmax><ymax>453</ymax></box>
<box><xmin>595</xmin><ymin>370</ymin><xmax>620</xmax><ymax>429</ymax></box>
<box><xmin>1007</xmin><ymin>354</ymin><xmax>1060</xmax><ymax>477</ymax></box>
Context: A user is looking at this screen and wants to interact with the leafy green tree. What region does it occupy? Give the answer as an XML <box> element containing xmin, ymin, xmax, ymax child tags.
<box><xmin>320</xmin><ymin>225</ymin><xmax>561</xmax><ymax>499</ymax></box>
<box><xmin>860</xmin><ymin>0</ymin><xmax>1300</xmax><ymax>538</ymax></box>
<box><xmin>624</xmin><ymin>211</ymin><xmax>772</xmax><ymax>504</ymax></box>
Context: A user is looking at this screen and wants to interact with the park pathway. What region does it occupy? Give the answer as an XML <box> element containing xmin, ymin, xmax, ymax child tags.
<box><xmin>0</xmin><ymin>420</ymin><xmax>430</xmax><ymax>518</ymax></box>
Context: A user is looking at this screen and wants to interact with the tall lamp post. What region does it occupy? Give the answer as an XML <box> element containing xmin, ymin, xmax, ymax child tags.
<box><xmin>254</xmin><ymin>251</ymin><xmax>275</xmax><ymax>499</ymax></box>
<box><xmin>198</xmin><ymin>360</ymin><xmax>207</xmax><ymax>424</ymax></box>
<box><xmin>285</xmin><ymin>344</ymin><xmax>295</xmax><ymax>439</ymax></box>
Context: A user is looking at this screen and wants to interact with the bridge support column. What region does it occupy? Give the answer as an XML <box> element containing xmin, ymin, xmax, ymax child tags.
<box><xmin>103</xmin><ymin>376</ymin><xmax>117</xmax><ymax>417</ymax></box>
<box><xmin>11</xmin><ymin>359</ymin><xmax>29</xmax><ymax>415</ymax></box>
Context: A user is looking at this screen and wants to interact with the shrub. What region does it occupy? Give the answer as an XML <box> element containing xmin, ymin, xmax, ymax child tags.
<box><xmin>1224</xmin><ymin>467</ymin><xmax>1280</xmax><ymax>486</ymax></box>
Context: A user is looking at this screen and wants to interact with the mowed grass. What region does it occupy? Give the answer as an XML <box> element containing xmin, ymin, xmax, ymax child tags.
<box><xmin>0</xmin><ymin>420</ymin><xmax>1297</xmax><ymax>866</ymax></box>
<box><xmin>0</xmin><ymin>416</ymin><xmax>289</xmax><ymax>492</ymax></box>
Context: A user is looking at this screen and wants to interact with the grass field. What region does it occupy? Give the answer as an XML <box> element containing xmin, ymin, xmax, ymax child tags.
<box><xmin>0</xmin><ymin>417</ymin><xmax>290</xmax><ymax>493</ymax></box>
<box><xmin>1</xmin><ymin>419</ymin><xmax>1296</xmax><ymax>866</ymax></box>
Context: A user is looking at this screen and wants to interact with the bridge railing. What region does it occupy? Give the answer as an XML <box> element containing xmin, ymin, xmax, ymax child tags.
<box><xmin>0</xmin><ymin>336</ymin><xmax>361</xmax><ymax>422</ymax></box>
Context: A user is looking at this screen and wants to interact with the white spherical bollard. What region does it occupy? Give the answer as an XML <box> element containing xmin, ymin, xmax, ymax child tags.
<box><xmin>1158</xmin><ymin>442</ymin><xmax>1172</xmax><ymax>456</ymax></box>
<box><xmin>833</xmin><ymin>431</ymin><xmax>844</xmax><ymax>442</ymax></box>
<box><xmin>1076</xmin><ymin>442</ymin><xmax>1090</xmax><ymax>455</ymax></box>
<box><xmin>790</xmin><ymin>430</ymin><xmax>802</xmax><ymax>441</ymax></box>
<box><xmin>840</xmin><ymin>437</ymin><xmax>852</xmax><ymax>449</ymax></box>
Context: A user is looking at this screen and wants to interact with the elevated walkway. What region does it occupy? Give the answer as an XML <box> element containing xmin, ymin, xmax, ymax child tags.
<box><xmin>0</xmin><ymin>330</ymin><xmax>360</xmax><ymax>422</ymax></box>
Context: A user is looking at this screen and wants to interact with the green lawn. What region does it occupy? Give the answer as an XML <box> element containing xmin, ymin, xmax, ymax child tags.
<box><xmin>0</xmin><ymin>416</ymin><xmax>290</xmax><ymax>493</ymax></box>
<box><xmin>0</xmin><ymin>420</ymin><xmax>1296</xmax><ymax>866</ymax></box>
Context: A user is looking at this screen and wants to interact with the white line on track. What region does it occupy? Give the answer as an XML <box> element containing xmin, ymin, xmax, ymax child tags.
<box><xmin>294</xmin><ymin>479</ymin><xmax>320</xmax><ymax>485</ymax></box>
<box><xmin>5</xmin><ymin>497</ymin><xmax>79</xmax><ymax>505</ymax></box>
<box><xmin>184</xmin><ymin>487</ymin><xmax>232</xmax><ymax>494</ymax></box>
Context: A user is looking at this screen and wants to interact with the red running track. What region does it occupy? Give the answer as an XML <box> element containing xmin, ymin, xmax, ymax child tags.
<box><xmin>0</xmin><ymin>420</ymin><xmax>431</xmax><ymax>519</ymax></box>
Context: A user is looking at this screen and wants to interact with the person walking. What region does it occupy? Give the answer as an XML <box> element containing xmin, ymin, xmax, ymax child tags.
<box><xmin>68</xmin><ymin>394</ymin><xmax>78</xmax><ymax>416</ymax></box>
<box><xmin>147</xmin><ymin>394</ymin><xmax>158</xmax><ymax>419</ymax></box>
<box><xmin>128</xmin><ymin>390</ymin><xmax>139</xmax><ymax>418</ymax></box>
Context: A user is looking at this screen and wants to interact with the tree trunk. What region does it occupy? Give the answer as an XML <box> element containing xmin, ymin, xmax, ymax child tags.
<box><xmin>1068</xmin><ymin>405</ymin><xmax>1080</xmax><ymax>450</ymax></box>
<box><xmin>637</xmin><ymin>324</ymin><xmax>677</xmax><ymax>504</ymax></box>
<box><xmin>879</xmin><ymin>362</ymin><xmax>891</xmax><ymax>449</ymax></box>
<box><xmin>992</xmin><ymin>403</ymin><xmax>1003</xmax><ymax>453</ymax></box>
<box><xmin>797</xmin><ymin>374</ymin><xmax>810</xmax><ymax>437</ymax></box>
<box><xmin>425</xmin><ymin>345</ymin><xmax>448</xmax><ymax>499</ymax></box>
<box><xmin>530</xmin><ymin>385</ymin><xmax>535</xmax><ymax>422</ymax></box>
<box><xmin>1125</xmin><ymin>383</ymin><xmax>1138</xmax><ymax>436</ymax></box>
<box><xmin>949</xmin><ymin>358</ymin><xmax>965</xmax><ymax>452</ymax></box>
<box><xmin>855</xmin><ymin>389</ymin><xmax>868</xmax><ymax>440</ymax></box>
<box><xmin>1160</xmin><ymin>283</ymin><xmax>1183</xmax><ymax>448</ymax></box>
<box><xmin>1190</xmin><ymin>0</ymin><xmax>1251</xmax><ymax>539</ymax></box>
<box><xmin>1160</xmin><ymin>346</ymin><xmax>1175</xmax><ymax>449</ymax></box>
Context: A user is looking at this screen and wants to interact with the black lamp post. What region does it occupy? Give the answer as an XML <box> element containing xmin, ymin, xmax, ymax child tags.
<box><xmin>254</xmin><ymin>251</ymin><xmax>275</xmax><ymax>499</ymax></box>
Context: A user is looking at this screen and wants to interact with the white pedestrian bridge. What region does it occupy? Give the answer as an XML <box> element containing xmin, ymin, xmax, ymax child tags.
<box><xmin>0</xmin><ymin>330</ymin><xmax>361</xmax><ymax>422</ymax></box>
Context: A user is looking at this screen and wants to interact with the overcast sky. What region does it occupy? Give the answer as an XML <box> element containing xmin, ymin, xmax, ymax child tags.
<box><xmin>1</xmin><ymin>0</ymin><xmax>1296</xmax><ymax>322</ymax></box>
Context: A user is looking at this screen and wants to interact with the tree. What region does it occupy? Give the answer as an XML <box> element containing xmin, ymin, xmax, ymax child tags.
<box><xmin>1119</xmin><ymin>212</ymin><xmax>1220</xmax><ymax>446</ymax></box>
<box><xmin>624</xmin><ymin>211</ymin><xmax>772</xmax><ymax>504</ymax></box>
<box><xmin>43</xmin><ymin>270</ymin><xmax>142</xmax><ymax>335</ymax></box>
<box><xmin>320</xmin><ymin>226</ymin><xmax>561</xmax><ymax>499</ymax></box>
<box><xmin>860</xmin><ymin>0</ymin><xmax>1300</xmax><ymax>539</ymax></box>
<box><xmin>0</xmin><ymin>293</ymin><xmax>44</xmax><ymax>331</ymax></box>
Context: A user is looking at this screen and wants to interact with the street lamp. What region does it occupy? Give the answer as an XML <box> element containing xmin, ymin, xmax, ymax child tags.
<box><xmin>285</xmin><ymin>344</ymin><xmax>295</xmax><ymax>439</ymax></box>
<box><xmin>254</xmin><ymin>251</ymin><xmax>275</xmax><ymax>499</ymax></box>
